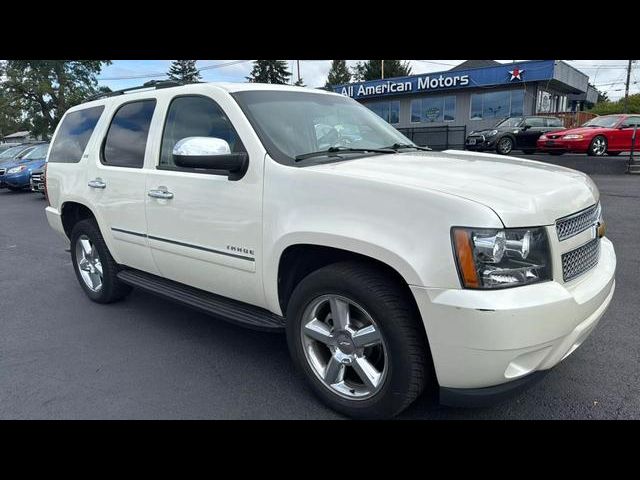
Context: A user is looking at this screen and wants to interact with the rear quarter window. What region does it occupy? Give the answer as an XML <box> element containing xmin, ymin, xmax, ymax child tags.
<box><xmin>48</xmin><ymin>106</ymin><xmax>105</xmax><ymax>163</ymax></box>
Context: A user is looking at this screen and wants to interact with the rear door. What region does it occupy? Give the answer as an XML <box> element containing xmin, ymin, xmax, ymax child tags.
<box><xmin>85</xmin><ymin>98</ymin><xmax>160</xmax><ymax>274</ymax></box>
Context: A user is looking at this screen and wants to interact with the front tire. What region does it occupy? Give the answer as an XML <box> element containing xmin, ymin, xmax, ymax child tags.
<box><xmin>495</xmin><ymin>136</ymin><xmax>514</xmax><ymax>155</ymax></box>
<box><xmin>70</xmin><ymin>219</ymin><xmax>132</xmax><ymax>303</ymax></box>
<box><xmin>588</xmin><ymin>135</ymin><xmax>607</xmax><ymax>156</ymax></box>
<box><xmin>286</xmin><ymin>261</ymin><xmax>430</xmax><ymax>419</ymax></box>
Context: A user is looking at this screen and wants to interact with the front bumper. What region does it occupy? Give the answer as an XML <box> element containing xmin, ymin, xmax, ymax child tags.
<box><xmin>537</xmin><ymin>138</ymin><xmax>590</xmax><ymax>153</ymax></box>
<box><xmin>465</xmin><ymin>135</ymin><xmax>496</xmax><ymax>151</ymax></box>
<box><xmin>410</xmin><ymin>237</ymin><xmax>616</xmax><ymax>397</ymax></box>
<box><xmin>3</xmin><ymin>170</ymin><xmax>31</xmax><ymax>188</ymax></box>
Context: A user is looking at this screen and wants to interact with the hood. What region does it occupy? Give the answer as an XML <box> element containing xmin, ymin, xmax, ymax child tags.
<box><xmin>472</xmin><ymin>125</ymin><xmax>518</xmax><ymax>135</ymax></box>
<box><xmin>549</xmin><ymin>126</ymin><xmax>606</xmax><ymax>137</ymax></box>
<box><xmin>1</xmin><ymin>158</ymin><xmax>45</xmax><ymax>172</ymax></box>
<box><xmin>308</xmin><ymin>150</ymin><xmax>598</xmax><ymax>227</ymax></box>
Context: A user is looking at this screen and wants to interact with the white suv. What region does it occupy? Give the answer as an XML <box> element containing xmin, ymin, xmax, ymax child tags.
<box><xmin>44</xmin><ymin>81</ymin><xmax>616</xmax><ymax>418</ymax></box>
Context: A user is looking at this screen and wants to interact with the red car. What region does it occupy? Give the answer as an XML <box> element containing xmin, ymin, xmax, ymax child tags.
<box><xmin>536</xmin><ymin>114</ymin><xmax>640</xmax><ymax>156</ymax></box>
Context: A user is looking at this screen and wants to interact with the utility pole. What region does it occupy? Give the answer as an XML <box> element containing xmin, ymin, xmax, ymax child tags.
<box><xmin>297</xmin><ymin>60</ymin><xmax>301</xmax><ymax>83</ymax></box>
<box><xmin>381</xmin><ymin>60</ymin><xmax>384</xmax><ymax>79</ymax></box>
<box><xmin>623</xmin><ymin>60</ymin><xmax>633</xmax><ymax>113</ymax></box>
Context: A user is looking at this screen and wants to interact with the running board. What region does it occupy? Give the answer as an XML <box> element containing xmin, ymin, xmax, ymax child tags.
<box><xmin>116</xmin><ymin>269</ymin><xmax>285</xmax><ymax>332</ymax></box>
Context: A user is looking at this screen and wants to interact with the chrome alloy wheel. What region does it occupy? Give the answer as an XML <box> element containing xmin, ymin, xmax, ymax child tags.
<box><xmin>497</xmin><ymin>137</ymin><xmax>513</xmax><ymax>154</ymax></box>
<box><xmin>592</xmin><ymin>137</ymin><xmax>606</xmax><ymax>155</ymax></box>
<box><xmin>75</xmin><ymin>234</ymin><xmax>103</xmax><ymax>292</ymax></box>
<box><xmin>300</xmin><ymin>295</ymin><xmax>388</xmax><ymax>400</ymax></box>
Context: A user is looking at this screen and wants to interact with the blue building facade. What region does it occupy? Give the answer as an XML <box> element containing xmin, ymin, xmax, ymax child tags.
<box><xmin>333</xmin><ymin>60</ymin><xmax>590</xmax><ymax>136</ymax></box>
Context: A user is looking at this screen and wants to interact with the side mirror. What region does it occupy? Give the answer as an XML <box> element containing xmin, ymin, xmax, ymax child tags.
<box><xmin>172</xmin><ymin>137</ymin><xmax>248</xmax><ymax>180</ymax></box>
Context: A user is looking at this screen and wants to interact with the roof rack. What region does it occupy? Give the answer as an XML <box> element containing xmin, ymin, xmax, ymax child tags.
<box><xmin>86</xmin><ymin>80</ymin><xmax>188</xmax><ymax>102</ymax></box>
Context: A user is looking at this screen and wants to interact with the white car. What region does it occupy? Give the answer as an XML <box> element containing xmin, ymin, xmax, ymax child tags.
<box><xmin>44</xmin><ymin>81</ymin><xmax>616</xmax><ymax>418</ymax></box>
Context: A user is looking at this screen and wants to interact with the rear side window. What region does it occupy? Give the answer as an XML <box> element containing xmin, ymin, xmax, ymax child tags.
<box><xmin>48</xmin><ymin>106</ymin><xmax>104</xmax><ymax>163</ymax></box>
<box><xmin>102</xmin><ymin>99</ymin><xmax>156</xmax><ymax>168</ymax></box>
<box><xmin>546</xmin><ymin>117</ymin><xmax>564</xmax><ymax>127</ymax></box>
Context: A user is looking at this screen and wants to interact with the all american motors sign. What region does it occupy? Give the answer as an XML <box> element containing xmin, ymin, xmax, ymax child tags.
<box><xmin>334</xmin><ymin>60</ymin><xmax>558</xmax><ymax>100</ymax></box>
<box><xmin>338</xmin><ymin>74</ymin><xmax>470</xmax><ymax>99</ymax></box>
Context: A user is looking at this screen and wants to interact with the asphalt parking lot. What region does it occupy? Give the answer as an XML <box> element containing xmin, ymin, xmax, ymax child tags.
<box><xmin>1</xmin><ymin>153</ymin><xmax>639</xmax><ymax>419</ymax></box>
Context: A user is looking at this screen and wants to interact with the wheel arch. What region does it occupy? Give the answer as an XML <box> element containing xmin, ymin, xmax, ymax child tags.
<box><xmin>272</xmin><ymin>237</ymin><xmax>423</xmax><ymax>319</ymax></box>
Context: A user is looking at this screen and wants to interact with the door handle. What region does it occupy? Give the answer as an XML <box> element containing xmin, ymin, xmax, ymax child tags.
<box><xmin>88</xmin><ymin>178</ymin><xmax>106</xmax><ymax>189</ymax></box>
<box><xmin>148</xmin><ymin>188</ymin><xmax>174</xmax><ymax>200</ymax></box>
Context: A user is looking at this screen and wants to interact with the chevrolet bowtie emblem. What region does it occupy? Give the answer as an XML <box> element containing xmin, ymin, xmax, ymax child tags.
<box><xmin>597</xmin><ymin>221</ymin><xmax>606</xmax><ymax>238</ymax></box>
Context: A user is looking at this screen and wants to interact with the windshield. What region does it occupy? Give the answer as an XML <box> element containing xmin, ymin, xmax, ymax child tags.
<box><xmin>495</xmin><ymin>117</ymin><xmax>523</xmax><ymax>128</ymax></box>
<box><xmin>582</xmin><ymin>116</ymin><xmax>622</xmax><ymax>128</ymax></box>
<box><xmin>232</xmin><ymin>90</ymin><xmax>415</xmax><ymax>164</ymax></box>
<box><xmin>0</xmin><ymin>145</ymin><xmax>26</xmax><ymax>159</ymax></box>
<box><xmin>21</xmin><ymin>144</ymin><xmax>49</xmax><ymax>160</ymax></box>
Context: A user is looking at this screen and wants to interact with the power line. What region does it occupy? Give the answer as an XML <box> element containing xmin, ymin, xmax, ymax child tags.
<box><xmin>97</xmin><ymin>60</ymin><xmax>252</xmax><ymax>82</ymax></box>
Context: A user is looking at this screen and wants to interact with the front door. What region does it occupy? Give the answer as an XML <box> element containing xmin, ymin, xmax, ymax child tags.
<box><xmin>609</xmin><ymin>116</ymin><xmax>640</xmax><ymax>151</ymax></box>
<box><xmin>144</xmin><ymin>93</ymin><xmax>265</xmax><ymax>307</ymax></box>
<box><xmin>517</xmin><ymin>117</ymin><xmax>546</xmax><ymax>148</ymax></box>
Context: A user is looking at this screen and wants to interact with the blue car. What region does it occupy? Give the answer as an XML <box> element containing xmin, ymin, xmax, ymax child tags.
<box><xmin>0</xmin><ymin>143</ymin><xmax>50</xmax><ymax>191</ymax></box>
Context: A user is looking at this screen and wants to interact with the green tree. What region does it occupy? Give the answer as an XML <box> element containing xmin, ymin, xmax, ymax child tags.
<box><xmin>589</xmin><ymin>93</ymin><xmax>640</xmax><ymax>115</ymax></box>
<box><xmin>351</xmin><ymin>62</ymin><xmax>367</xmax><ymax>82</ymax></box>
<box><xmin>354</xmin><ymin>60</ymin><xmax>412</xmax><ymax>81</ymax></box>
<box><xmin>324</xmin><ymin>60</ymin><xmax>351</xmax><ymax>89</ymax></box>
<box><xmin>167</xmin><ymin>60</ymin><xmax>202</xmax><ymax>83</ymax></box>
<box><xmin>246</xmin><ymin>60</ymin><xmax>291</xmax><ymax>84</ymax></box>
<box><xmin>0</xmin><ymin>75</ymin><xmax>28</xmax><ymax>139</ymax></box>
<box><xmin>2</xmin><ymin>60</ymin><xmax>111</xmax><ymax>139</ymax></box>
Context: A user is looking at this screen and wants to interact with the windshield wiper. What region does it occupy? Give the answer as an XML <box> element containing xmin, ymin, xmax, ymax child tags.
<box><xmin>294</xmin><ymin>146</ymin><xmax>395</xmax><ymax>162</ymax></box>
<box><xmin>383</xmin><ymin>143</ymin><xmax>432</xmax><ymax>151</ymax></box>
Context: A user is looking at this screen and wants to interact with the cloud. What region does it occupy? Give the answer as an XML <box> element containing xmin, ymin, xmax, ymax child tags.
<box><xmin>98</xmin><ymin>60</ymin><xmax>638</xmax><ymax>100</ymax></box>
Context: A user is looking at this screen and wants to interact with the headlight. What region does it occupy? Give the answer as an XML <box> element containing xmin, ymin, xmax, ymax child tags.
<box><xmin>487</xmin><ymin>130</ymin><xmax>498</xmax><ymax>137</ymax></box>
<box><xmin>563</xmin><ymin>134</ymin><xmax>584</xmax><ymax>140</ymax></box>
<box><xmin>6</xmin><ymin>165</ymin><xmax>27</xmax><ymax>175</ymax></box>
<box><xmin>539</xmin><ymin>135</ymin><xmax>548</xmax><ymax>140</ymax></box>
<box><xmin>452</xmin><ymin>227</ymin><xmax>551</xmax><ymax>289</ymax></box>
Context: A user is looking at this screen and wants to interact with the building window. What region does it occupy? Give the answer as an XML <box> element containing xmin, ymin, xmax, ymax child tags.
<box><xmin>470</xmin><ymin>89</ymin><xmax>524</xmax><ymax>120</ymax></box>
<box><xmin>367</xmin><ymin>101</ymin><xmax>400</xmax><ymax>124</ymax></box>
<box><xmin>410</xmin><ymin>96</ymin><xmax>456</xmax><ymax>123</ymax></box>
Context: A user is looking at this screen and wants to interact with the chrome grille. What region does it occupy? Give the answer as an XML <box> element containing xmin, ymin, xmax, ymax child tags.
<box><xmin>556</xmin><ymin>203</ymin><xmax>600</xmax><ymax>241</ymax></box>
<box><xmin>562</xmin><ymin>238</ymin><xmax>600</xmax><ymax>282</ymax></box>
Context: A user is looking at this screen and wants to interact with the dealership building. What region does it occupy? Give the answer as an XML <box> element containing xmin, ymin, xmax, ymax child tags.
<box><xmin>333</xmin><ymin>60</ymin><xmax>597</xmax><ymax>148</ymax></box>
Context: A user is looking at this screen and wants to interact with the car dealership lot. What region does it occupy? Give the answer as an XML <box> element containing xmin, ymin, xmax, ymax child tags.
<box><xmin>1</xmin><ymin>155</ymin><xmax>639</xmax><ymax>419</ymax></box>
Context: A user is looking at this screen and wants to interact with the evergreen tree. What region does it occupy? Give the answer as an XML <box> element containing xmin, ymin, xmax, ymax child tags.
<box><xmin>324</xmin><ymin>60</ymin><xmax>351</xmax><ymax>89</ymax></box>
<box><xmin>351</xmin><ymin>62</ymin><xmax>367</xmax><ymax>82</ymax></box>
<box><xmin>357</xmin><ymin>60</ymin><xmax>412</xmax><ymax>81</ymax></box>
<box><xmin>167</xmin><ymin>60</ymin><xmax>202</xmax><ymax>83</ymax></box>
<box><xmin>246</xmin><ymin>60</ymin><xmax>291</xmax><ymax>84</ymax></box>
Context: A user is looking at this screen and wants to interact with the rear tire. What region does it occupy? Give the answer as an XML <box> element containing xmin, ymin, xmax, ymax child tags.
<box><xmin>588</xmin><ymin>135</ymin><xmax>607</xmax><ymax>156</ymax></box>
<box><xmin>70</xmin><ymin>219</ymin><xmax>132</xmax><ymax>303</ymax></box>
<box><xmin>286</xmin><ymin>261</ymin><xmax>430</xmax><ymax>419</ymax></box>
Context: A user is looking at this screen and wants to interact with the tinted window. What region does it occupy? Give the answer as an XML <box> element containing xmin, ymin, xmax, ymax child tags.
<box><xmin>160</xmin><ymin>96</ymin><xmax>240</xmax><ymax>168</ymax></box>
<box><xmin>546</xmin><ymin>117</ymin><xmax>564</xmax><ymax>127</ymax></box>
<box><xmin>49</xmin><ymin>106</ymin><xmax>104</xmax><ymax>163</ymax></box>
<box><xmin>524</xmin><ymin>117</ymin><xmax>545</xmax><ymax>127</ymax></box>
<box><xmin>103</xmin><ymin>100</ymin><xmax>156</xmax><ymax>168</ymax></box>
<box><xmin>470</xmin><ymin>90</ymin><xmax>524</xmax><ymax>120</ymax></box>
<box><xmin>622</xmin><ymin>116</ymin><xmax>640</xmax><ymax>127</ymax></box>
<box><xmin>411</xmin><ymin>96</ymin><xmax>456</xmax><ymax>123</ymax></box>
<box><xmin>367</xmin><ymin>101</ymin><xmax>400</xmax><ymax>124</ymax></box>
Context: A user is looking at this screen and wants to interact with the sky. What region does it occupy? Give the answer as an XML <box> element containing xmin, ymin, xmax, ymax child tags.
<box><xmin>98</xmin><ymin>60</ymin><xmax>639</xmax><ymax>101</ymax></box>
